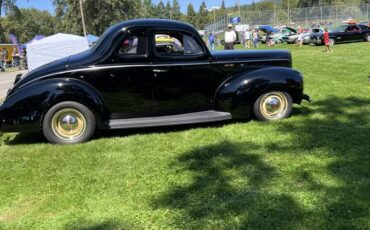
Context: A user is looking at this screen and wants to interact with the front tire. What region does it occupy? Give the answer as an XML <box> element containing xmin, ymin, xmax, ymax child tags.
<box><xmin>329</xmin><ymin>38</ymin><xmax>335</xmax><ymax>46</ymax></box>
<box><xmin>42</xmin><ymin>101</ymin><xmax>95</xmax><ymax>144</ymax></box>
<box><xmin>253</xmin><ymin>91</ymin><xmax>293</xmax><ymax>121</ymax></box>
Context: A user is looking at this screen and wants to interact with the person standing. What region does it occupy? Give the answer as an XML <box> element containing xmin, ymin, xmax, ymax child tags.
<box><xmin>2</xmin><ymin>48</ymin><xmax>8</xmax><ymax>71</ymax></box>
<box><xmin>252</xmin><ymin>29</ymin><xmax>259</xmax><ymax>48</ymax></box>
<box><xmin>0</xmin><ymin>50</ymin><xmax>4</xmax><ymax>72</ymax></box>
<box><xmin>323</xmin><ymin>27</ymin><xmax>331</xmax><ymax>52</ymax></box>
<box><xmin>297</xmin><ymin>25</ymin><xmax>302</xmax><ymax>34</ymax></box>
<box><xmin>297</xmin><ymin>33</ymin><xmax>304</xmax><ymax>47</ymax></box>
<box><xmin>245</xmin><ymin>29</ymin><xmax>251</xmax><ymax>48</ymax></box>
<box><xmin>241</xmin><ymin>29</ymin><xmax>246</xmax><ymax>47</ymax></box>
<box><xmin>224</xmin><ymin>24</ymin><xmax>237</xmax><ymax>50</ymax></box>
<box><xmin>12</xmin><ymin>48</ymin><xmax>20</xmax><ymax>69</ymax></box>
<box><xmin>208</xmin><ymin>33</ymin><xmax>215</xmax><ymax>51</ymax></box>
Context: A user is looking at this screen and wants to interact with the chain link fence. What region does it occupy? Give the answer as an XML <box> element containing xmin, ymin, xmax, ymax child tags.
<box><xmin>205</xmin><ymin>3</ymin><xmax>370</xmax><ymax>33</ymax></box>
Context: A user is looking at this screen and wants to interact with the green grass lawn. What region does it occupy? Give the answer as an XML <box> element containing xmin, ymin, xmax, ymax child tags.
<box><xmin>0</xmin><ymin>42</ymin><xmax>370</xmax><ymax>229</ymax></box>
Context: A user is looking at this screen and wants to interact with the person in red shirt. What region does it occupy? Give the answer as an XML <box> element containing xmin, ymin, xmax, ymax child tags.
<box><xmin>323</xmin><ymin>27</ymin><xmax>331</xmax><ymax>52</ymax></box>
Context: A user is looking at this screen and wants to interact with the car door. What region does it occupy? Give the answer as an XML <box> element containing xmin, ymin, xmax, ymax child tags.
<box><xmin>333</xmin><ymin>25</ymin><xmax>347</xmax><ymax>43</ymax></box>
<box><xmin>343</xmin><ymin>25</ymin><xmax>362</xmax><ymax>42</ymax></box>
<box><xmin>149</xmin><ymin>29</ymin><xmax>220</xmax><ymax>116</ymax></box>
<box><xmin>85</xmin><ymin>28</ymin><xmax>154</xmax><ymax>119</ymax></box>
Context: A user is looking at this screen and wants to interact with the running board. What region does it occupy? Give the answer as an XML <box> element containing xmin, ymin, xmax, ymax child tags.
<box><xmin>108</xmin><ymin>110</ymin><xmax>232</xmax><ymax>129</ymax></box>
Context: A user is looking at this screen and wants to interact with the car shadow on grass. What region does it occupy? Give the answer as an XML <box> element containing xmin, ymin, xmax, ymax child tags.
<box><xmin>152</xmin><ymin>140</ymin><xmax>305</xmax><ymax>229</ymax></box>
<box><xmin>64</xmin><ymin>219</ymin><xmax>131</xmax><ymax>230</ymax></box>
<box><xmin>151</xmin><ymin>96</ymin><xmax>370</xmax><ymax>229</ymax></box>
<box><xmin>3</xmin><ymin>119</ymin><xmax>243</xmax><ymax>145</ymax></box>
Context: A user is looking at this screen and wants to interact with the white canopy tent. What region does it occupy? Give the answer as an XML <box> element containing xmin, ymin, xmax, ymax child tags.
<box><xmin>27</xmin><ymin>33</ymin><xmax>89</xmax><ymax>71</ymax></box>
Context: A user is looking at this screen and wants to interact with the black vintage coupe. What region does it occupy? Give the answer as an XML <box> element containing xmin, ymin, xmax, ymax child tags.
<box><xmin>310</xmin><ymin>24</ymin><xmax>370</xmax><ymax>45</ymax></box>
<box><xmin>0</xmin><ymin>19</ymin><xmax>310</xmax><ymax>144</ymax></box>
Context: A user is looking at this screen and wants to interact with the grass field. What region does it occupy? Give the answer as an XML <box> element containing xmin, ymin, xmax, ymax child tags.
<box><xmin>0</xmin><ymin>42</ymin><xmax>369</xmax><ymax>229</ymax></box>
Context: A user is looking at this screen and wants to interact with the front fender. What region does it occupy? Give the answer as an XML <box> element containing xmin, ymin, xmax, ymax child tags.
<box><xmin>0</xmin><ymin>78</ymin><xmax>107</xmax><ymax>132</ymax></box>
<box><xmin>214</xmin><ymin>67</ymin><xmax>304</xmax><ymax>118</ymax></box>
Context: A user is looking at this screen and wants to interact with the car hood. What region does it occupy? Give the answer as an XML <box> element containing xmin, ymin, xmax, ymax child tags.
<box><xmin>211</xmin><ymin>50</ymin><xmax>291</xmax><ymax>62</ymax></box>
<box><xmin>7</xmin><ymin>50</ymin><xmax>94</xmax><ymax>98</ymax></box>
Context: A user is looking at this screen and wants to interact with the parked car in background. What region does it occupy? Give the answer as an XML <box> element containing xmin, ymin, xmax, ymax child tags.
<box><xmin>310</xmin><ymin>24</ymin><xmax>370</xmax><ymax>45</ymax></box>
<box><xmin>303</xmin><ymin>28</ymin><xmax>324</xmax><ymax>44</ymax></box>
<box><xmin>359</xmin><ymin>21</ymin><xmax>370</xmax><ymax>27</ymax></box>
<box><xmin>272</xmin><ymin>27</ymin><xmax>297</xmax><ymax>44</ymax></box>
<box><xmin>286</xmin><ymin>28</ymin><xmax>310</xmax><ymax>44</ymax></box>
<box><xmin>0</xmin><ymin>19</ymin><xmax>310</xmax><ymax>144</ymax></box>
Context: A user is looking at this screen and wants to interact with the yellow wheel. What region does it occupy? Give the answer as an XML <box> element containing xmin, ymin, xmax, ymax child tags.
<box><xmin>43</xmin><ymin>101</ymin><xmax>95</xmax><ymax>144</ymax></box>
<box><xmin>253</xmin><ymin>91</ymin><xmax>292</xmax><ymax>121</ymax></box>
<box><xmin>51</xmin><ymin>108</ymin><xmax>87</xmax><ymax>141</ymax></box>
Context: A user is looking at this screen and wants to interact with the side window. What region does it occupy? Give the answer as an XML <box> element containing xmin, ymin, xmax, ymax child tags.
<box><xmin>154</xmin><ymin>32</ymin><xmax>203</xmax><ymax>57</ymax></box>
<box><xmin>359</xmin><ymin>25</ymin><xmax>367</xmax><ymax>30</ymax></box>
<box><xmin>117</xmin><ymin>30</ymin><xmax>148</xmax><ymax>58</ymax></box>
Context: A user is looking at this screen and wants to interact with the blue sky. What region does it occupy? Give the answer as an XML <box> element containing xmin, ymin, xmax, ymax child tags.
<box><xmin>16</xmin><ymin>0</ymin><xmax>255</xmax><ymax>14</ymax></box>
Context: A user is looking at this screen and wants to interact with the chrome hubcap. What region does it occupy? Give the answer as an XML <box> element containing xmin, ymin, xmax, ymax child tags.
<box><xmin>265</xmin><ymin>97</ymin><xmax>281</xmax><ymax>114</ymax></box>
<box><xmin>260</xmin><ymin>92</ymin><xmax>288</xmax><ymax>119</ymax></box>
<box><xmin>367</xmin><ymin>35</ymin><xmax>370</xmax><ymax>41</ymax></box>
<box><xmin>51</xmin><ymin>108</ymin><xmax>86</xmax><ymax>141</ymax></box>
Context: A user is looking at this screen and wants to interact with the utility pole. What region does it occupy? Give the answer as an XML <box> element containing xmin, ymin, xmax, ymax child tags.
<box><xmin>287</xmin><ymin>0</ymin><xmax>290</xmax><ymax>25</ymax></box>
<box><xmin>238</xmin><ymin>0</ymin><xmax>240</xmax><ymax>17</ymax></box>
<box><xmin>79</xmin><ymin>0</ymin><xmax>87</xmax><ymax>36</ymax></box>
<box><xmin>273</xmin><ymin>0</ymin><xmax>276</xmax><ymax>26</ymax></box>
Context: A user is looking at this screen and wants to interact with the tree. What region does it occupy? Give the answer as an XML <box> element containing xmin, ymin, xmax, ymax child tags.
<box><xmin>156</xmin><ymin>0</ymin><xmax>165</xmax><ymax>19</ymax></box>
<box><xmin>186</xmin><ymin>3</ymin><xmax>197</xmax><ymax>27</ymax></box>
<box><xmin>216</xmin><ymin>0</ymin><xmax>226</xmax><ymax>19</ymax></box>
<box><xmin>0</xmin><ymin>0</ymin><xmax>20</xmax><ymax>42</ymax></box>
<box><xmin>196</xmin><ymin>1</ymin><xmax>209</xmax><ymax>29</ymax></box>
<box><xmin>53</xmin><ymin>0</ymin><xmax>142</xmax><ymax>36</ymax></box>
<box><xmin>2</xmin><ymin>8</ymin><xmax>56</xmax><ymax>43</ymax></box>
<box><xmin>165</xmin><ymin>1</ymin><xmax>171</xmax><ymax>19</ymax></box>
<box><xmin>142</xmin><ymin>0</ymin><xmax>155</xmax><ymax>18</ymax></box>
<box><xmin>171</xmin><ymin>0</ymin><xmax>181</xmax><ymax>20</ymax></box>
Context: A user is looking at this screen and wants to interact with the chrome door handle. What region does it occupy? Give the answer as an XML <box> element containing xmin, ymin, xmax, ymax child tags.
<box><xmin>153</xmin><ymin>69</ymin><xmax>169</xmax><ymax>73</ymax></box>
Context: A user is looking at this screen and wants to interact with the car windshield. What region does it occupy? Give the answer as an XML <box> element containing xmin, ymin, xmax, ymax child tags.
<box><xmin>90</xmin><ymin>25</ymin><xmax>116</xmax><ymax>50</ymax></box>
<box><xmin>334</xmin><ymin>25</ymin><xmax>347</xmax><ymax>32</ymax></box>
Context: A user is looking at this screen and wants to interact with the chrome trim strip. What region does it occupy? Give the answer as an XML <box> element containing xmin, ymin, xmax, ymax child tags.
<box><xmin>214</xmin><ymin>58</ymin><xmax>289</xmax><ymax>65</ymax></box>
<box><xmin>52</xmin><ymin>58</ymin><xmax>289</xmax><ymax>74</ymax></box>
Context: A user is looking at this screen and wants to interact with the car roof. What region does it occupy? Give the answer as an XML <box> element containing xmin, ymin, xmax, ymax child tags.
<box><xmin>110</xmin><ymin>19</ymin><xmax>198</xmax><ymax>34</ymax></box>
<box><xmin>90</xmin><ymin>19</ymin><xmax>204</xmax><ymax>56</ymax></box>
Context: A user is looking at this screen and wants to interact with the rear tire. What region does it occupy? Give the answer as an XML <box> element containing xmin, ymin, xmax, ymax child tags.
<box><xmin>253</xmin><ymin>91</ymin><xmax>293</xmax><ymax>121</ymax></box>
<box><xmin>42</xmin><ymin>101</ymin><xmax>95</xmax><ymax>144</ymax></box>
<box><xmin>365</xmin><ymin>34</ymin><xmax>370</xmax><ymax>42</ymax></box>
<box><xmin>329</xmin><ymin>38</ymin><xmax>335</xmax><ymax>46</ymax></box>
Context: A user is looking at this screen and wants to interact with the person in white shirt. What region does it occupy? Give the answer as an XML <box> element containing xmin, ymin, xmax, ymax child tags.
<box><xmin>224</xmin><ymin>24</ymin><xmax>237</xmax><ymax>50</ymax></box>
<box><xmin>245</xmin><ymin>29</ymin><xmax>251</xmax><ymax>48</ymax></box>
<box><xmin>297</xmin><ymin>33</ymin><xmax>304</xmax><ymax>47</ymax></box>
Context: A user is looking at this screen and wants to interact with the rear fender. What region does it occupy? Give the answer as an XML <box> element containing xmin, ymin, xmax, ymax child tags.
<box><xmin>0</xmin><ymin>78</ymin><xmax>107</xmax><ymax>132</ymax></box>
<box><xmin>214</xmin><ymin>67</ymin><xmax>304</xmax><ymax>118</ymax></box>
